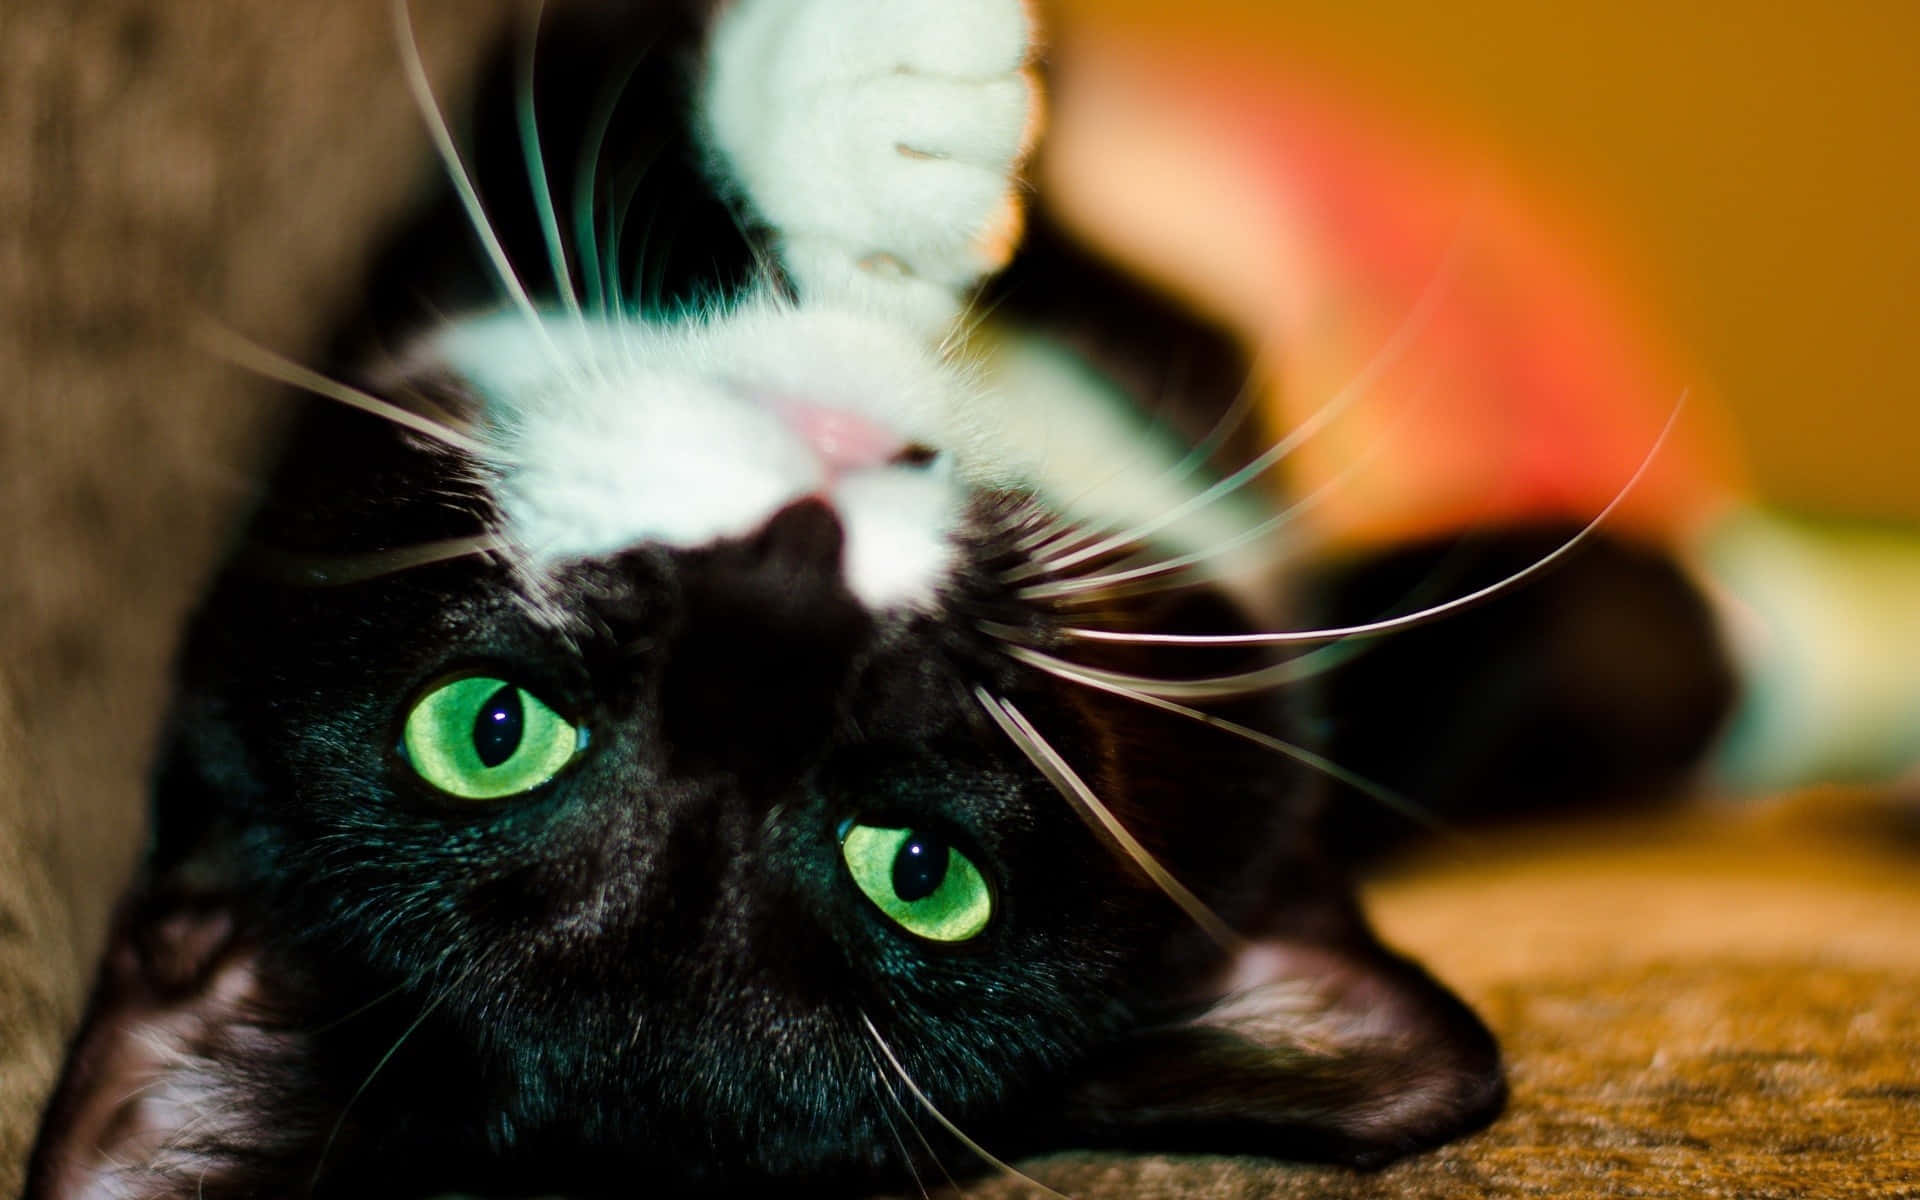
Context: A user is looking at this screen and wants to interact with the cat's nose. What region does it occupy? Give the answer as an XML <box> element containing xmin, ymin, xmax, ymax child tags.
<box><xmin>746</xmin><ymin>494</ymin><xmax>847</xmax><ymax>580</ymax></box>
<box><xmin>675</xmin><ymin>497</ymin><xmax>859</xmax><ymax>630</ymax></box>
<box><xmin>660</xmin><ymin>498</ymin><xmax>872</xmax><ymax>765</ymax></box>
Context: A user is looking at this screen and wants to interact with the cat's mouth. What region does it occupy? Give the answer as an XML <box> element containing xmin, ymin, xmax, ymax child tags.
<box><xmin>761</xmin><ymin>393</ymin><xmax>912</xmax><ymax>481</ymax></box>
<box><xmin>427</xmin><ymin>305</ymin><xmax>977</xmax><ymax>614</ymax></box>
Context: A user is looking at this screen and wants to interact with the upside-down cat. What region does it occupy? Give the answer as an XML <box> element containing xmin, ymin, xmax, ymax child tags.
<box><xmin>27</xmin><ymin>1</ymin><xmax>1749</xmax><ymax>1196</ymax></box>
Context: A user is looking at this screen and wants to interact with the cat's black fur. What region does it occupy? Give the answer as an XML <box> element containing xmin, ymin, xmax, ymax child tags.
<box><xmin>29</xmin><ymin>2</ymin><xmax>1733</xmax><ymax>1196</ymax></box>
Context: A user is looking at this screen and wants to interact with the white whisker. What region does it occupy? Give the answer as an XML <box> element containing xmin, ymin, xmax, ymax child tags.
<box><xmin>1005</xmin><ymin>513</ymin><xmax>1116</xmax><ymax>565</ymax></box>
<box><xmin>1020</xmin><ymin>357</ymin><xmax>1445</xmax><ymax>603</ymax></box>
<box><xmin>1061</xmin><ymin>391</ymin><xmax>1687</xmax><ymax>648</ymax></box>
<box><xmin>193</xmin><ymin>319</ymin><xmax>491</xmax><ymax>456</ymax></box>
<box><xmin>245</xmin><ymin>534</ymin><xmax>511</xmax><ymax>588</ymax></box>
<box><xmin>859</xmin><ymin>1013</ymin><xmax>1074</xmax><ymax>1200</ymax></box>
<box><xmin>573</xmin><ymin>55</ymin><xmax>648</xmax><ymax>315</ymax></box>
<box><xmin>974</xmin><ymin>689</ymin><xmax>1245</xmax><ymax>951</ymax></box>
<box><xmin>393</xmin><ymin>0</ymin><xmax>568</xmax><ymax>371</ymax></box>
<box><xmin>997</xmin><ymin>641</ymin><xmax>1355</xmax><ymax>700</ymax></box>
<box><xmin>1001</xmin><ymin>218</ymin><xmax>1469</xmax><ymax>584</ymax></box>
<box><xmin>607</xmin><ymin>146</ymin><xmax>669</xmax><ymax>319</ymax></box>
<box><xmin>867</xmin><ymin>1076</ymin><xmax>932</xmax><ymax>1200</ymax></box>
<box><xmin>514</xmin><ymin>1</ymin><xmax>585</xmax><ymax>329</ymax></box>
<box><xmin>987</xmin><ymin>496</ymin><xmax>1063</xmax><ymax>547</ymax></box>
<box><xmin>1004</xmin><ymin>652</ymin><xmax>1453</xmax><ymax>836</ymax></box>
<box><xmin>998</xmin><ymin>297</ymin><xmax>1287</xmax><ymax>574</ymax></box>
<box><xmin>862</xmin><ymin>1041</ymin><xmax>958</xmax><ymax>1200</ymax></box>
<box><xmin>311</xmin><ymin>957</ymin><xmax>476</xmax><ymax>1189</ymax></box>
<box><xmin>1175</xmin><ymin>367</ymin><xmax>1263</xmax><ymax>477</ymax></box>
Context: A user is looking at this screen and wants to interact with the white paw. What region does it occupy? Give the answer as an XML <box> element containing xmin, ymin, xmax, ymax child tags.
<box><xmin>705</xmin><ymin>0</ymin><xmax>1039</xmax><ymax>330</ymax></box>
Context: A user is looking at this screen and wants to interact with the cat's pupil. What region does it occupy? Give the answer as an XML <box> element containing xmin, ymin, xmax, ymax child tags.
<box><xmin>891</xmin><ymin>831</ymin><xmax>950</xmax><ymax>902</ymax></box>
<box><xmin>472</xmin><ymin>685</ymin><xmax>524</xmax><ymax>768</ymax></box>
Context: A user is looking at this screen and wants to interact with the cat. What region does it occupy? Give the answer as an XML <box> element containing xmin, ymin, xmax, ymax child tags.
<box><xmin>23</xmin><ymin>0</ymin><xmax>1715</xmax><ymax>1194</ymax></box>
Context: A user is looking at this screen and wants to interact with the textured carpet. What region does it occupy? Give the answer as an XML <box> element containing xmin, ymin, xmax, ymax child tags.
<box><xmin>923</xmin><ymin>795</ymin><xmax>1920</xmax><ymax>1198</ymax></box>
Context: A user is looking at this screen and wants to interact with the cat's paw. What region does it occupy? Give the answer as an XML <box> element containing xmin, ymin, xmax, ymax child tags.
<box><xmin>704</xmin><ymin>0</ymin><xmax>1040</xmax><ymax>331</ymax></box>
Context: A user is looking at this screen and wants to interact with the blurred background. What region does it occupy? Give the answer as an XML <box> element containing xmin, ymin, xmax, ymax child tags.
<box><xmin>1059</xmin><ymin>0</ymin><xmax>1920</xmax><ymax>525</ymax></box>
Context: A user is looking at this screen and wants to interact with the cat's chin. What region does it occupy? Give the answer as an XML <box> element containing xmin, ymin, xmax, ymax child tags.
<box><xmin>424</xmin><ymin>297</ymin><xmax>979</xmax><ymax>612</ymax></box>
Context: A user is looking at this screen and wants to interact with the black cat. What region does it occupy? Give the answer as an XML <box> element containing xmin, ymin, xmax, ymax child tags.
<box><xmin>32</xmin><ymin>2</ymin><xmax>1735</xmax><ymax>1196</ymax></box>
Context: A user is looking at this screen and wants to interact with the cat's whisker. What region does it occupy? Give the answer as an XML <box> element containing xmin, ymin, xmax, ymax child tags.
<box><xmin>241</xmin><ymin>534</ymin><xmax>510</xmax><ymax>589</ymax></box>
<box><xmin>1062</xmin><ymin>391</ymin><xmax>1687</xmax><ymax>648</ymax></box>
<box><xmin>1016</xmin><ymin>543</ymin><xmax>1193</xmax><ymax>603</ymax></box>
<box><xmin>1003</xmin><ymin>508</ymin><xmax>1082</xmax><ymax>556</ymax></box>
<box><xmin>573</xmin><ymin>50</ymin><xmax>649</xmax><ymax>317</ymax></box>
<box><xmin>984</xmin><ymin>494</ymin><xmax>1058</xmax><ymax>545</ymax></box>
<box><xmin>514</xmin><ymin>1</ymin><xmax>585</xmax><ymax>333</ymax></box>
<box><xmin>1000</xmin><ymin>533</ymin><xmax>1111</xmax><ymax>584</ymax></box>
<box><xmin>1002</xmin><ymin>501</ymin><xmax>1171</xmax><ymax>575</ymax></box>
<box><xmin>988</xmin><ymin>314</ymin><xmax>1284</xmax><ymax>568</ymax></box>
<box><xmin>393</xmin><ymin>0</ymin><xmax>574</xmax><ymax>378</ymax></box>
<box><xmin>869</xmin><ymin>1089</ymin><xmax>933</xmax><ymax>1200</ymax></box>
<box><xmin>638</xmin><ymin>191</ymin><xmax>708</xmax><ymax>317</ymax></box>
<box><xmin>311</xmin><ymin>955</ymin><xmax>479</xmax><ymax>1189</ymax></box>
<box><xmin>389</xmin><ymin>374</ymin><xmax>476</xmax><ymax>437</ymax></box>
<box><xmin>999</xmin><ymin>218</ymin><xmax>1468</xmax><ymax>585</ymax></box>
<box><xmin>992</xmin><ymin>357</ymin><xmax>1270</xmax><ymax>576</ymax></box>
<box><xmin>975</xmin><ymin>689</ymin><xmax>1246</xmax><ymax>952</ymax></box>
<box><xmin>621</xmin><ymin>187</ymin><xmax>671</xmax><ymax>316</ymax></box>
<box><xmin>193</xmin><ymin>319</ymin><xmax>491</xmax><ymax>457</ymax></box>
<box><xmin>1021</xmin><ymin>358</ymin><xmax>1446</xmax><ymax>603</ymax></box>
<box><xmin>936</xmin><ymin>282</ymin><xmax>1017</xmax><ymax>361</ymax></box>
<box><xmin>608</xmin><ymin>146</ymin><xmax>670</xmax><ymax>322</ymax></box>
<box><xmin>307</xmin><ymin>979</ymin><xmax>413</xmax><ymax>1036</ymax></box>
<box><xmin>859</xmin><ymin>1013</ymin><xmax>1074</xmax><ymax>1200</ymax></box>
<box><xmin>1004</xmin><ymin>511</ymin><xmax>1116</xmax><ymax>565</ymax></box>
<box><xmin>1161</xmin><ymin>344</ymin><xmax>1270</xmax><ymax>488</ymax></box>
<box><xmin>1005</xmin><ymin>652</ymin><xmax>1454</xmax><ymax>837</ymax></box>
<box><xmin>862</xmin><ymin>1043</ymin><xmax>954</xmax><ymax>1200</ymax></box>
<box><xmin>1035</xmin><ymin>330</ymin><xmax>1281</xmax><ymax>539</ymax></box>
<box><xmin>997</xmin><ymin>641</ymin><xmax>1356</xmax><ymax>700</ymax></box>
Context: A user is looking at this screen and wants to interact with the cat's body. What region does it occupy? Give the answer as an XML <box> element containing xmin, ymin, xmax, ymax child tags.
<box><xmin>28</xmin><ymin>1</ymin><xmax>1756</xmax><ymax>1195</ymax></box>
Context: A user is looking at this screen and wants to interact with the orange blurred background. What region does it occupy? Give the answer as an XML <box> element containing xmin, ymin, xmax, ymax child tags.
<box><xmin>1051</xmin><ymin>0</ymin><xmax>1920</xmax><ymax>524</ymax></box>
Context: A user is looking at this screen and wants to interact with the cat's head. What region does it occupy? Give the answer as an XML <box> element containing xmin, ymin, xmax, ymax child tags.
<box><xmin>139</xmin><ymin>286</ymin><xmax>1342</xmax><ymax>1190</ymax></box>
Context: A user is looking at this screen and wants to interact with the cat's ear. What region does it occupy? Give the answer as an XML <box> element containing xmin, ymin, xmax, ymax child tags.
<box><xmin>1054</xmin><ymin>930</ymin><xmax>1504</xmax><ymax>1167</ymax></box>
<box><xmin>25</xmin><ymin>892</ymin><xmax>323</xmax><ymax>1200</ymax></box>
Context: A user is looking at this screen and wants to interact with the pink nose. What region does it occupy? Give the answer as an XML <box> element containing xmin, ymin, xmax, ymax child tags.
<box><xmin>767</xmin><ymin>397</ymin><xmax>907</xmax><ymax>476</ymax></box>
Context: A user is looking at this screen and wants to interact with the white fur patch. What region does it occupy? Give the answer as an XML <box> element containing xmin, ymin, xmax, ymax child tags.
<box><xmin>423</xmin><ymin>0</ymin><xmax>1045</xmax><ymax>612</ymax></box>
<box><xmin>435</xmin><ymin>301</ymin><xmax>973</xmax><ymax>610</ymax></box>
<box><xmin>704</xmin><ymin>0</ymin><xmax>1036</xmax><ymax>335</ymax></box>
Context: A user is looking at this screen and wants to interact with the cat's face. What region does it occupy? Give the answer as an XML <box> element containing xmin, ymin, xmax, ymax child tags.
<box><xmin>161</xmin><ymin>292</ymin><xmax>1298</xmax><ymax>1188</ymax></box>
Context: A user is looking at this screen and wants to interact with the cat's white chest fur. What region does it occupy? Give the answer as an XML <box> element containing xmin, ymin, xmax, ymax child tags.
<box><xmin>436</xmin><ymin>0</ymin><xmax>1037</xmax><ymax>611</ymax></box>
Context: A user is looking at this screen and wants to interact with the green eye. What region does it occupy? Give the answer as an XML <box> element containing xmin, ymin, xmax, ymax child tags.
<box><xmin>840</xmin><ymin>824</ymin><xmax>993</xmax><ymax>943</ymax></box>
<box><xmin>401</xmin><ymin>676</ymin><xmax>581</xmax><ymax>800</ymax></box>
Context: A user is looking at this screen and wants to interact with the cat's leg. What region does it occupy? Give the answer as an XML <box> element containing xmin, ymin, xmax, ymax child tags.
<box><xmin>703</xmin><ymin>0</ymin><xmax>1040</xmax><ymax>335</ymax></box>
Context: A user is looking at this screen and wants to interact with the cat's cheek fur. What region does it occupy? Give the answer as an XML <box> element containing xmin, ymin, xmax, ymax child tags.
<box><xmin>26</xmin><ymin>905</ymin><xmax>325</xmax><ymax>1200</ymax></box>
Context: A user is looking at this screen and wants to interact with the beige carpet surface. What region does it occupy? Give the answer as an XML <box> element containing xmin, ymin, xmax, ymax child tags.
<box><xmin>929</xmin><ymin>795</ymin><xmax>1920</xmax><ymax>1198</ymax></box>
